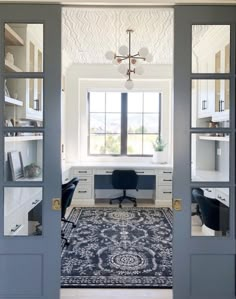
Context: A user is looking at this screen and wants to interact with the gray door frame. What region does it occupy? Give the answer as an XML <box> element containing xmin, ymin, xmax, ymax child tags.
<box><xmin>0</xmin><ymin>4</ymin><xmax>61</xmax><ymax>299</ymax></box>
<box><xmin>173</xmin><ymin>5</ymin><xmax>235</xmax><ymax>299</ymax></box>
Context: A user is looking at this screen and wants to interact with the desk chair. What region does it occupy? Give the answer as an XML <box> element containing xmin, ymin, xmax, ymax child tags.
<box><xmin>110</xmin><ymin>170</ymin><xmax>138</xmax><ymax>208</ymax></box>
<box><xmin>61</xmin><ymin>178</ymin><xmax>79</xmax><ymax>245</ymax></box>
<box><xmin>191</xmin><ymin>188</ymin><xmax>204</xmax><ymax>222</ymax></box>
<box><xmin>192</xmin><ymin>190</ymin><xmax>229</xmax><ymax>236</ymax></box>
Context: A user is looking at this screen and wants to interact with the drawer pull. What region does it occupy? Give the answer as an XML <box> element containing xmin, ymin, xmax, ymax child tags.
<box><xmin>80</xmin><ymin>179</ymin><xmax>88</xmax><ymax>182</ymax></box>
<box><xmin>217</xmin><ymin>195</ymin><xmax>225</xmax><ymax>201</ymax></box>
<box><xmin>206</xmin><ymin>188</ymin><xmax>212</xmax><ymax>192</ymax></box>
<box><xmin>78</xmin><ymin>171</ymin><xmax>87</xmax><ymax>173</ymax></box>
<box><xmin>11</xmin><ymin>224</ymin><xmax>22</xmax><ymax>233</ymax></box>
<box><xmin>78</xmin><ymin>191</ymin><xmax>87</xmax><ymax>193</ymax></box>
<box><xmin>106</xmin><ymin>171</ymin><xmax>113</xmax><ymax>174</ymax></box>
<box><xmin>64</xmin><ymin>178</ymin><xmax>69</xmax><ymax>182</ymax></box>
<box><xmin>163</xmin><ymin>171</ymin><xmax>172</xmax><ymax>174</ymax></box>
<box><xmin>136</xmin><ymin>171</ymin><xmax>145</xmax><ymax>174</ymax></box>
<box><xmin>163</xmin><ymin>179</ymin><xmax>172</xmax><ymax>182</ymax></box>
<box><xmin>163</xmin><ymin>191</ymin><xmax>172</xmax><ymax>194</ymax></box>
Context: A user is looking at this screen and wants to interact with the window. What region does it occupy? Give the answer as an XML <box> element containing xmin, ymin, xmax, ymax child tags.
<box><xmin>88</xmin><ymin>91</ymin><xmax>161</xmax><ymax>156</ymax></box>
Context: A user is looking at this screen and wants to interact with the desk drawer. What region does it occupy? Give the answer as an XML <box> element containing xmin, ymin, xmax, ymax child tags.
<box><xmin>158</xmin><ymin>186</ymin><xmax>172</xmax><ymax>200</ymax></box>
<box><xmin>73</xmin><ymin>168</ymin><xmax>92</xmax><ymax>175</ymax></box>
<box><xmin>78</xmin><ymin>176</ymin><xmax>92</xmax><ymax>185</ymax></box>
<box><xmin>158</xmin><ymin>169</ymin><xmax>173</xmax><ymax>175</ymax></box>
<box><xmin>74</xmin><ymin>185</ymin><xmax>92</xmax><ymax>199</ymax></box>
<box><xmin>158</xmin><ymin>174</ymin><xmax>172</xmax><ymax>185</ymax></box>
<box><xmin>94</xmin><ymin>168</ymin><xmax>155</xmax><ymax>175</ymax></box>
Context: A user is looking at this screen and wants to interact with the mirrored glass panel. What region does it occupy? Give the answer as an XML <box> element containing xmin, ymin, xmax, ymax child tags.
<box><xmin>191</xmin><ymin>133</ymin><xmax>229</xmax><ymax>182</ymax></box>
<box><xmin>192</xmin><ymin>25</ymin><xmax>230</xmax><ymax>73</ymax></box>
<box><xmin>4</xmin><ymin>187</ymin><xmax>42</xmax><ymax>236</ymax></box>
<box><xmin>5</xmin><ymin>23</ymin><xmax>43</xmax><ymax>72</ymax></box>
<box><xmin>4</xmin><ymin>133</ymin><xmax>43</xmax><ymax>181</ymax></box>
<box><xmin>191</xmin><ymin>79</ymin><xmax>230</xmax><ymax>128</ymax></box>
<box><xmin>191</xmin><ymin>187</ymin><xmax>229</xmax><ymax>237</ymax></box>
<box><xmin>4</xmin><ymin>78</ymin><xmax>43</xmax><ymax>127</ymax></box>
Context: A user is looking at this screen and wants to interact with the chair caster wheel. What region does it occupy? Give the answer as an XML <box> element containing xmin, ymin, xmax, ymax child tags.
<box><xmin>119</xmin><ymin>203</ymin><xmax>122</xmax><ymax>208</ymax></box>
<box><xmin>109</xmin><ymin>200</ymin><xmax>112</xmax><ymax>205</ymax></box>
<box><xmin>65</xmin><ymin>241</ymin><xmax>70</xmax><ymax>246</ymax></box>
<box><xmin>72</xmin><ymin>224</ymin><xmax>76</xmax><ymax>228</ymax></box>
<box><xmin>134</xmin><ymin>203</ymin><xmax>137</xmax><ymax>207</ymax></box>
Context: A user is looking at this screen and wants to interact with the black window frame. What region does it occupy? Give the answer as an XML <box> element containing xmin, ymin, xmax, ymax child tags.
<box><xmin>88</xmin><ymin>91</ymin><xmax>162</xmax><ymax>156</ymax></box>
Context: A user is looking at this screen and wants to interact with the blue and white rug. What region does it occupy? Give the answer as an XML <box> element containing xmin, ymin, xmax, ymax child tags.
<box><xmin>61</xmin><ymin>207</ymin><xmax>173</xmax><ymax>288</ymax></box>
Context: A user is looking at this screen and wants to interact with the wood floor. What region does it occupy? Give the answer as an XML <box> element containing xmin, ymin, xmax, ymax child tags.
<box><xmin>60</xmin><ymin>288</ymin><xmax>173</xmax><ymax>299</ymax></box>
<box><xmin>61</xmin><ymin>203</ymin><xmax>173</xmax><ymax>299</ymax></box>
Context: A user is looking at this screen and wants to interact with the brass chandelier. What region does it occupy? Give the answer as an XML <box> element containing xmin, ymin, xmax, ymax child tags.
<box><xmin>105</xmin><ymin>29</ymin><xmax>153</xmax><ymax>89</ymax></box>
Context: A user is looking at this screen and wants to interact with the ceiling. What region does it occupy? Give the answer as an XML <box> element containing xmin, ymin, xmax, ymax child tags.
<box><xmin>62</xmin><ymin>7</ymin><xmax>174</xmax><ymax>65</ymax></box>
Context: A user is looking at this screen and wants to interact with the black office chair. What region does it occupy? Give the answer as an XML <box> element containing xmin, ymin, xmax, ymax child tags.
<box><xmin>191</xmin><ymin>188</ymin><xmax>204</xmax><ymax>222</ymax></box>
<box><xmin>62</xmin><ymin>177</ymin><xmax>79</xmax><ymax>190</ymax></box>
<box><xmin>192</xmin><ymin>190</ymin><xmax>229</xmax><ymax>236</ymax></box>
<box><xmin>110</xmin><ymin>170</ymin><xmax>138</xmax><ymax>208</ymax></box>
<box><xmin>61</xmin><ymin>179</ymin><xmax>78</xmax><ymax>245</ymax></box>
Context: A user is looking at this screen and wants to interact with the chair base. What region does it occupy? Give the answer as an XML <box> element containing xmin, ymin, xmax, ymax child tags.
<box><xmin>61</xmin><ymin>234</ymin><xmax>70</xmax><ymax>246</ymax></box>
<box><xmin>110</xmin><ymin>190</ymin><xmax>137</xmax><ymax>208</ymax></box>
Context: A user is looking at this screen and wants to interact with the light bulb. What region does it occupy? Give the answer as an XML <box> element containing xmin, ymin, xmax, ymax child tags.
<box><xmin>119</xmin><ymin>45</ymin><xmax>128</xmax><ymax>56</ymax></box>
<box><xmin>135</xmin><ymin>66</ymin><xmax>144</xmax><ymax>75</ymax></box>
<box><xmin>139</xmin><ymin>47</ymin><xmax>149</xmax><ymax>58</ymax></box>
<box><xmin>105</xmin><ymin>51</ymin><xmax>115</xmax><ymax>60</ymax></box>
<box><xmin>131</xmin><ymin>58</ymin><xmax>137</xmax><ymax>65</ymax></box>
<box><xmin>112</xmin><ymin>58</ymin><xmax>119</xmax><ymax>65</ymax></box>
<box><xmin>118</xmin><ymin>64</ymin><xmax>127</xmax><ymax>75</ymax></box>
<box><xmin>145</xmin><ymin>53</ymin><xmax>153</xmax><ymax>63</ymax></box>
<box><xmin>125</xmin><ymin>79</ymin><xmax>134</xmax><ymax>90</ymax></box>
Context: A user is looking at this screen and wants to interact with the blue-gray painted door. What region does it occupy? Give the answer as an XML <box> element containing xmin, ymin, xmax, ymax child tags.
<box><xmin>174</xmin><ymin>5</ymin><xmax>235</xmax><ymax>299</ymax></box>
<box><xmin>0</xmin><ymin>4</ymin><xmax>61</xmax><ymax>299</ymax></box>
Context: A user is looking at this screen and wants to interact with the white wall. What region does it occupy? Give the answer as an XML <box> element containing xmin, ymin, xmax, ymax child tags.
<box><xmin>65</xmin><ymin>63</ymin><xmax>173</xmax><ymax>163</ymax></box>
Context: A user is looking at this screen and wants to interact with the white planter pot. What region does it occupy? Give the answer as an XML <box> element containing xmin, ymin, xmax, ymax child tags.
<box><xmin>152</xmin><ymin>151</ymin><xmax>166</xmax><ymax>164</ymax></box>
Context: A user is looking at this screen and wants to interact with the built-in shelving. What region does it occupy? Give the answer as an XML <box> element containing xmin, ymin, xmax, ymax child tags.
<box><xmin>5</xmin><ymin>24</ymin><xmax>24</xmax><ymax>46</ymax></box>
<box><xmin>199</xmin><ymin>135</ymin><xmax>229</xmax><ymax>142</ymax></box>
<box><xmin>5</xmin><ymin>96</ymin><xmax>23</xmax><ymax>106</ymax></box>
<box><xmin>5</xmin><ymin>59</ymin><xmax>23</xmax><ymax>72</ymax></box>
<box><xmin>5</xmin><ymin>135</ymin><xmax>43</xmax><ymax>142</ymax></box>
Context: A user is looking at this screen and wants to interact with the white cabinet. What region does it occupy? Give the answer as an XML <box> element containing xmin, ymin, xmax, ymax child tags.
<box><xmin>156</xmin><ymin>168</ymin><xmax>173</xmax><ymax>206</ymax></box>
<box><xmin>72</xmin><ymin>167</ymin><xmax>93</xmax><ymax>201</ymax></box>
<box><xmin>198</xmin><ymin>80</ymin><xmax>213</xmax><ymax>118</ymax></box>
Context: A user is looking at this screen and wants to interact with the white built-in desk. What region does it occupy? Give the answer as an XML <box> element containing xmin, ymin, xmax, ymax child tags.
<box><xmin>63</xmin><ymin>162</ymin><xmax>173</xmax><ymax>207</ymax></box>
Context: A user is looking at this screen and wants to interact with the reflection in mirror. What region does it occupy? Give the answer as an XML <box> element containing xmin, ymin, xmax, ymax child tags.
<box><xmin>191</xmin><ymin>187</ymin><xmax>229</xmax><ymax>237</ymax></box>
<box><xmin>4</xmin><ymin>78</ymin><xmax>43</xmax><ymax>127</ymax></box>
<box><xmin>4</xmin><ymin>187</ymin><xmax>42</xmax><ymax>236</ymax></box>
<box><xmin>4</xmin><ymin>133</ymin><xmax>43</xmax><ymax>182</ymax></box>
<box><xmin>191</xmin><ymin>79</ymin><xmax>230</xmax><ymax>128</ymax></box>
<box><xmin>5</xmin><ymin>23</ymin><xmax>43</xmax><ymax>72</ymax></box>
<box><xmin>192</xmin><ymin>25</ymin><xmax>230</xmax><ymax>73</ymax></box>
<box><xmin>191</xmin><ymin>133</ymin><xmax>229</xmax><ymax>182</ymax></box>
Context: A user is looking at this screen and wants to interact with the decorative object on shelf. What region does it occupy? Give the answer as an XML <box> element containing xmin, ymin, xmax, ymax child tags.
<box><xmin>4</xmin><ymin>80</ymin><xmax>10</xmax><ymax>97</ymax></box>
<box><xmin>105</xmin><ymin>29</ymin><xmax>153</xmax><ymax>90</ymax></box>
<box><xmin>5</xmin><ymin>52</ymin><xmax>14</xmax><ymax>64</ymax></box>
<box><xmin>8</xmin><ymin>151</ymin><xmax>25</xmax><ymax>181</ymax></box>
<box><xmin>152</xmin><ymin>137</ymin><xmax>167</xmax><ymax>164</ymax></box>
<box><xmin>24</xmin><ymin>163</ymin><xmax>41</xmax><ymax>178</ymax></box>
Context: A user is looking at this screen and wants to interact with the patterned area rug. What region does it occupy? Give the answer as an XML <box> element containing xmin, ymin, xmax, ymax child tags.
<box><xmin>61</xmin><ymin>207</ymin><xmax>173</xmax><ymax>288</ymax></box>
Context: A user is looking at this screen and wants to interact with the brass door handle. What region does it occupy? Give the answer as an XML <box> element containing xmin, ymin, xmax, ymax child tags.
<box><xmin>172</xmin><ymin>198</ymin><xmax>182</xmax><ymax>211</ymax></box>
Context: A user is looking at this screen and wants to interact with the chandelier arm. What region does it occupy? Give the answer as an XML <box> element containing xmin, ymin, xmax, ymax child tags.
<box><xmin>132</xmin><ymin>56</ymin><xmax>146</xmax><ymax>60</ymax></box>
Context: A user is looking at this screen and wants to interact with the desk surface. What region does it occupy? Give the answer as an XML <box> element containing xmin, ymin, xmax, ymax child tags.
<box><xmin>67</xmin><ymin>161</ymin><xmax>173</xmax><ymax>169</ymax></box>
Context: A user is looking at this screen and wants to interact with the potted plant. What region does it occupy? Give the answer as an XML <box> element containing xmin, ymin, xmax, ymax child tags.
<box><xmin>152</xmin><ymin>137</ymin><xmax>167</xmax><ymax>163</ymax></box>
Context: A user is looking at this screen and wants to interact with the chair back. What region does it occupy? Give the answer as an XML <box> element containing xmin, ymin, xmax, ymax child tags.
<box><xmin>193</xmin><ymin>192</ymin><xmax>229</xmax><ymax>232</ymax></box>
<box><xmin>62</xmin><ymin>177</ymin><xmax>79</xmax><ymax>190</ymax></box>
<box><xmin>61</xmin><ymin>183</ymin><xmax>76</xmax><ymax>218</ymax></box>
<box><xmin>191</xmin><ymin>188</ymin><xmax>204</xmax><ymax>203</ymax></box>
<box><xmin>112</xmin><ymin>170</ymin><xmax>138</xmax><ymax>190</ymax></box>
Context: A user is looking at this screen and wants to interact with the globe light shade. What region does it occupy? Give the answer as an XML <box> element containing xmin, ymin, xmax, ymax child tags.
<box><xmin>105</xmin><ymin>50</ymin><xmax>115</xmax><ymax>60</ymax></box>
<box><xmin>145</xmin><ymin>53</ymin><xmax>153</xmax><ymax>63</ymax></box>
<box><xmin>118</xmin><ymin>64</ymin><xmax>127</xmax><ymax>75</ymax></box>
<box><xmin>119</xmin><ymin>45</ymin><xmax>128</xmax><ymax>56</ymax></box>
<box><xmin>135</xmin><ymin>65</ymin><xmax>144</xmax><ymax>75</ymax></box>
<box><xmin>125</xmin><ymin>79</ymin><xmax>134</xmax><ymax>90</ymax></box>
<box><xmin>139</xmin><ymin>47</ymin><xmax>149</xmax><ymax>58</ymax></box>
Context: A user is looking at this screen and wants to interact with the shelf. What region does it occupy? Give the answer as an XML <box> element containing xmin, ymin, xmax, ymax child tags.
<box><xmin>5</xmin><ymin>24</ymin><xmax>24</xmax><ymax>46</ymax></box>
<box><xmin>5</xmin><ymin>96</ymin><xmax>23</xmax><ymax>106</ymax></box>
<box><xmin>5</xmin><ymin>135</ymin><xmax>43</xmax><ymax>142</ymax></box>
<box><xmin>5</xmin><ymin>59</ymin><xmax>23</xmax><ymax>72</ymax></box>
<box><xmin>199</xmin><ymin>135</ymin><xmax>229</xmax><ymax>142</ymax></box>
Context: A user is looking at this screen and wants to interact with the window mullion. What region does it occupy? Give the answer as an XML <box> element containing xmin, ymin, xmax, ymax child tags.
<box><xmin>121</xmin><ymin>93</ymin><xmax>127</xmax><ymax>155</ymax></box>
